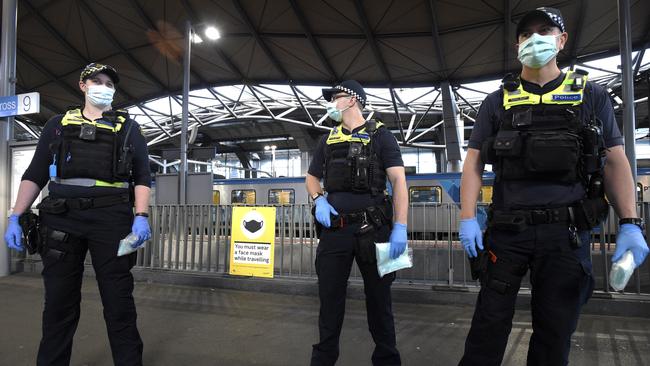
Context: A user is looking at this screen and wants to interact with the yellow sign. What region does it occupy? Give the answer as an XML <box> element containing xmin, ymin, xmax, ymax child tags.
<box><xmin>229</xmin><ymin>206</ymin><xmax>276</xmax><ymax>278</ymax></box>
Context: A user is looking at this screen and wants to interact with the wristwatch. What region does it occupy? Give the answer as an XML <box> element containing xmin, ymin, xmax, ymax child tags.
<box><xmin>310</xmin><ymin>192</ymin><xmax>323</xmax><ymax>202</ymax></box>
<box><xmin>619</xmin><ymin>217</ymin><xmax>645</xmax><ymax>230</ymax></box>
<box><xmin>135</xmin><ymin>212</ymin><xmax>149</xmax><ymax>218</ymax></box>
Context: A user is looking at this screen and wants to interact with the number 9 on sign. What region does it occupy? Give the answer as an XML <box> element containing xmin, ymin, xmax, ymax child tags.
<box><xmin>18</xmin><ymin>92</ymin><xmax>39</xmax><ymax>115</ymax></box>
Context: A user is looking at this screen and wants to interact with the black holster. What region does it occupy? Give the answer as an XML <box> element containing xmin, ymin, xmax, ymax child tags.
<box><xmin>570</xmin><ymin>197</ymin><xmax>609</xmax><ymax>230</ymax></box>
<box><xmin>19</xmin><ymin>210</ymin><xmax>41</xmax><ymax>255</ymax></box>
<box><xmin>469</xmin><ymin>232</ymin><xmax>490</xmax><ymax>281</ymax></box>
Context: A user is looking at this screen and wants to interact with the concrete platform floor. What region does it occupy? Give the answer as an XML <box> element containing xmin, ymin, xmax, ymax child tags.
<box><xmin>1</xmin><ymin>273</ymin><xmax>649</xmax><ymax>366</ymax></box>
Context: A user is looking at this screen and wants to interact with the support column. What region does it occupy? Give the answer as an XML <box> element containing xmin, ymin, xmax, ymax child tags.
<box><xmin>617</xmin><ymin>0</ymin><xmax>637</xmax><ymax>181</ymax></box>
<box><xmin>300</xmin><ymin>151</ymin><xmax>311</xmax><ymax>176</ymax></box>
<box><xmin>1</xmin><ymin>0</ymin><xmax>18</xmax><ymax>276</ymax></box>
<box><xmin>440</xmin><ymin>82</ymin><xmax>462</xmax><ymax>172</ymax></box>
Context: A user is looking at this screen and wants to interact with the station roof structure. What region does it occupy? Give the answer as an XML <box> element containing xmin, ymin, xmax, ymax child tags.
<box><xmin>11</xmin><ymin>0</ymin><xmax>650</xmax><ymax>156</ymax></box>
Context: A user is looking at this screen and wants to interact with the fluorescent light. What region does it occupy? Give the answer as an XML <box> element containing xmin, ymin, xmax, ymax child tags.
<box><xmin>204</xmin><ymin>26</ymin><xmax>221</xmax><ymax>40</ymax></box>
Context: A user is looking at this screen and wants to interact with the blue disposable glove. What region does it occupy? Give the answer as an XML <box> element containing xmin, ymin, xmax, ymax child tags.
<box><xmin>613</xmin><ymin>224</ymin><xmax>649</xmax><ymax>267</ymax></box>
<box><xmin>389</xmin><ymin>223</ymin><xmax>408</xmax><ymax>259</ymax></box>
<box><xmin>131</xmin><ymin>216</ymin><xmax>151</xmax><ymax>248</ymax></box>
<box><xmin>460</xmin><ymin>217</ymin><xmax>483</xmax><ymax>258</ymax></box>
<box><xmin>4</xmin><ymin>214</ymin><xmax>23</xmax><ymax>251</ymax></box>
<box><xmin>314</xmin><ymin>196</ymin><xmax>338</xmax><ymax>228</ymax></box>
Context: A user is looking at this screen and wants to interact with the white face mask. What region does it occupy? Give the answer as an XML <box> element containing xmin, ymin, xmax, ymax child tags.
<box><xmin>517</xmin><ymin>33</ymin><xmax>560</xmax><ymax>69</ymax></box>
<box><xmin>325</xmin><ymin>99</ymin><xmax>352</xmax><ymax>122</ymax></box>
<box><xmin>86</xmin><ymin>84</ymin><xmax>115</xmax><ymax>108</ymax></box>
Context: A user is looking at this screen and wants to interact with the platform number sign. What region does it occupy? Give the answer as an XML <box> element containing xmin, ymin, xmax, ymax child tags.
<box><xmin>0</xmin><ymin>92</ymin><xmax>40</xmax><ymax>117</ymax></box>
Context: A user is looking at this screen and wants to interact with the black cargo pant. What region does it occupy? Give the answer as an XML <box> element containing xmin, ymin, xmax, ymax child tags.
<box><xmin>311</xmin><ymin>222</ymin><xmax>401</xmax><ymax>366</ymax></box>
<box><xmin>459</xmin><ymin>223</ymin><xmax>594</xmax><ymax>366</ymax></box>
<box><xmin>37</xmin><ymin>201</ymin><xmax>142</xmax><ymax>366</ymax></box>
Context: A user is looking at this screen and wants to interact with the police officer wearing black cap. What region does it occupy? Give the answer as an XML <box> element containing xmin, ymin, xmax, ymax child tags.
<box><xmin>4</xmin><ymin>63</ymin><xmax>151</xmax><ymax>365</ymax></box>
<box><xmin>306</xmin><ymin>80</ymin><xmax>408</xmax><ymax>366</ymax></box>
<box><xmin>457</xmin><ymin>7</ymin><xmax>649</xmax><ymax>365</ymax></box>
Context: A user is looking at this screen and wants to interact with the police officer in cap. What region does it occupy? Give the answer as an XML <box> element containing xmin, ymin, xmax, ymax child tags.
<box><xmin>306</xmin><ymin>80</ymin><xmax>408</xmax><ymax>366</ymax></box>
<box><xmin>4</xmin><ymin>63</ymin><xmax>151</xmax><ymax>365</ymax></box>
<box><xmin>458</xmin><ymin>7</ymin><xmax>649</xmax><ymax>365</ymax></box>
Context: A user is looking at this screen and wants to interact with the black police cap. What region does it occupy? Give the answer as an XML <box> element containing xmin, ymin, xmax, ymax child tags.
<box><xmin>322</xmin><ymin>80</ymin><xmax>367</xmax><ymax>108</ymax></box>
<box><xmin>516</xmin><ymin>7</ymin><xmax>566</xmax><ymax>39</ymax></box>
<box><xmin>80</xmin><ymin>63</ymin><xmax>120</xmax><ymax>84</ymax></box>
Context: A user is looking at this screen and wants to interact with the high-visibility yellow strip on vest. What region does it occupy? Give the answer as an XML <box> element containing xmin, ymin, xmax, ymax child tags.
<box><xmin>60</xmin><ymin>108</ymin><xmax>125</xmax><ymax>132</ymax></box>
<box><xmin>326</xmin><ymin>122</ymin><xmax>384</xmax><ymax>145</ymax></box>
<box><xmin>503</xmin><ymin>71</ymin><xmax>588</xmax><ymax>110</ymax></box>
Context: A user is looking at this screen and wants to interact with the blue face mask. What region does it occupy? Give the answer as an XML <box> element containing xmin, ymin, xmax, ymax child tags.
<box><xmin>517</xmin><ymin>33</ymin><xmax>559</xmax><ymax>69</ymax></box>
<box><xmin>325</xmin><ymin>99</ymin><xmax>352</xmax><ymax>122</ymax></box>
<box><xmin>86</xmin><ymin>84</ymin><xmax>115</xmax><ymax>108</ymax></box>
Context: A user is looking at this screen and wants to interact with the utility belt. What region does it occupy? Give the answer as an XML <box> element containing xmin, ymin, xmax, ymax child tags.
<box><xmin>313</xmin><ymin>199</ymin><xmax>393</xmax><ymax>264</ymax></box>
<box><xmin>488</xmin><ymin>197</ymin><xmax>609</xmax><ymax>233</ymax></box>
<box><xmin>37</xmin><ymin>193</ymin><xmax>131</xmax><ymax>214</ymax></box>
<box><xmin>326</xmin><ymin>203</ymin><xmax>392</xmax><ymax>231</ymax></box>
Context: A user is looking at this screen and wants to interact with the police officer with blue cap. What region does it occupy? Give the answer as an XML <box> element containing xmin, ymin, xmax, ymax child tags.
<box><xmin>306</xmin><ymin>80</ymin><xmax>408</xmax><ymax>365</ymax></box>
<box><xmin>4</xmin><ymin>63</ymin><xmax>151</xmax><ymax>365</ymax></box>
<box><xmin>457</xmin><ymin>7</ymin><xmax>649</xmax><ymax>365</ymax></box>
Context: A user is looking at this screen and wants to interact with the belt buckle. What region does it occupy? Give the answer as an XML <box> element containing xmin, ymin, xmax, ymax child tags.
<box><xmin>78</xmin><ymin>198</ymin><xmax>93</xmax><ymax>210</ymax></box>
<box><xmin>530</xmin><ymin>210</ymin><xmax>548</xmax><ymax>224</ymax></box>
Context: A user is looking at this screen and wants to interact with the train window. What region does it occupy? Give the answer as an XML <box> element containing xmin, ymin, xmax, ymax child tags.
<box><xmin>269</xmin><ymin>189</ymin><xmax>295</xmax><ymax>205</ymax></box>
<box><xmin>479</xmin><ymin>186</ymin><xmax>493</xmax><ymax>203</ymax></box>
<box><xmin>212</xmin><ymin>190</ymin><xmax>220</xmax><ymax>205</ymax></box>
<box><xmin>409</xmin><ymin>186</ymin><xmax>442</xmax><ymax>204</ymax></box>
<box><xmin>231</xmin><ymin>189</ymin><xmax>256</xmax><ymax>205</ymax></box>
<box><xmin>637</xmin><ymin>183</ymin><xmax>643</xmax><ymax>202</ymax></box>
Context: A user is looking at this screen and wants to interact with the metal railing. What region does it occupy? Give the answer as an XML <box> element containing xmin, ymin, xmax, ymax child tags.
<box><xmin>10</xmin><ymin>202</ymin><xmax>650</xmax><ymax>296</ymax></box>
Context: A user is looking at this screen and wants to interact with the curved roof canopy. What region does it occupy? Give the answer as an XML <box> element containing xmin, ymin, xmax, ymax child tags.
<box><xmin>16</xmin><ymin>0</ymin><xmax>650</xmax><ymax>124</ymax></box>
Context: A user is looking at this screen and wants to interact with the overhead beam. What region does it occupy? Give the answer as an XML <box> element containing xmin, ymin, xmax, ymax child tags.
<box><xmin>503</xmin><ymin>0</ymin><xmax>511</xmax><ymax>73</ymax></box>
<box><xmin>20</xmin><ymin>0</ymin><xmax>146</xmax><ymax>109</ymax></box>
<box><xmin>288</xmin><ymin>0</ymin><xmax>338</xmax><ymax>82</ymax></box>
<box><xmin>427</xmin><ymin>0</ymin><xmax>448</xmax><ymax>78</ymax></box>
<box><xmin>130</xmin><ymin>0</ymin><xmax>208</xmax><ymax>85</ymax></box>
<box><xmin>77</xmin><ymin>0</ymin><xmax>169</xmax><ymax>91</ymax></box>
<box><xmin>569</xmin><ymin>0</ymin><xmax>587</xmax><ymax>68</ymax></box>
<box><xmin>354</xmin><ymin>0</ymin><xmax>392</xmax><ymax>83</ymax></box>
<box><xmin>21</xmin><ymin>0</ymin><xmax>89</xmax><ymax>64</ymax></box>
<box><xmin>17</xmin><ymin>48</ymin><xmax>83</xmax><ymax>99</ymax></box>
<box><xmin>390</xmin><ymin>88</ymin><xmax>405</xmax><ymax>142</ymax></box>
<box><xmin>232</xmin><ymin>0</ymin><xmax>289</xmax><ymax>79</ymax></box>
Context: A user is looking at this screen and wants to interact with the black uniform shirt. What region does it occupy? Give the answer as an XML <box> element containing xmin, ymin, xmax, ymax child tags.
<box><xmin>308</xmin><ymin>124</ymin><xmax>404</xmax><ymax>213</ymax></box>
<box><xmin>22</xmin><ymin>112</ymin><xmax>151</xmax><ymax>198</ymax></box>
<box><xmin>468</xmin><ymin>72</ymin><xmax>623</xmax><ymax>208</ymax></box>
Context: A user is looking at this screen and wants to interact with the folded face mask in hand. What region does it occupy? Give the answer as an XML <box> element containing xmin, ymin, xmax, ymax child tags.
<box><xmin>117</xmin><ymin>232</ymin><xmax>144</xmax><ymax>257</ymax></box>
<box><xmin>375</xmin><ymin>242</ymin><xmax>413</xmax><ymax>277</ymax></box>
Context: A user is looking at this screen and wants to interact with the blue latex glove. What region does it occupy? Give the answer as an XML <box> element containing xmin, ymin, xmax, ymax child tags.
<box><xmin>389</xmin><ymin>223</ymin><xmax>408</xmax><ymax>259</ymax></box>
<box><xmin>613</xmin><ymin>224</ymin><xmax>649</xmax><ymax>267</ymax></box>
<box><xmin>4</xmin><ymin>214</ymin><xmax>23</xmax><ymax>251</ymax></box>
<box><xmin>314</xmin><ymin>196</ymin><xmax>338</xmax><ymax>228</ymax></box>
<box><xmin>131</xmin><ymin>216</ymin><xmax>151</xmax><ymax>248</ymax></box>
<box><xmin>460</xmin><ymin>217</ymin><xmax>483</xmax><ymax>258</ymax></box>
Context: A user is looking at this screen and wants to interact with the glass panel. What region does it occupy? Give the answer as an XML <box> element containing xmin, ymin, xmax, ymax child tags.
<box><xmin>479</xmin><ymin>186</ymin><xmax>493</xmax><ymax>203</ymax></box>
<box><xmin>231</xmin><ymin>190</ymin><xmax>256</xmax><ymax>205</ymax></box>
<box><xmin>268</xmin><ymin>189</ymin><xmax>295</xmax><ymax>205</ymax></box>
